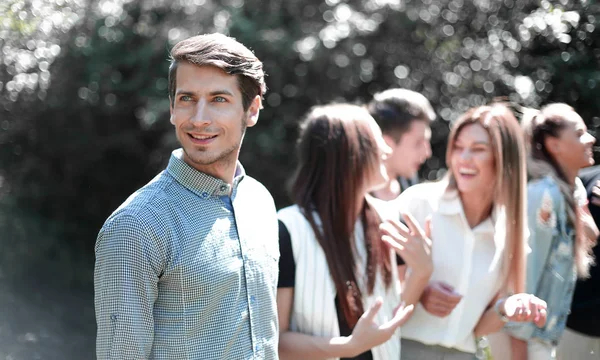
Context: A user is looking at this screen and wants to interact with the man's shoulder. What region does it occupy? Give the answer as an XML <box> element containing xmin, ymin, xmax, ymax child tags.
<box><xmin>101</xmin><ymin>171</ymin><xmax>174</xmax><ymax>230</ymax></box>
<box><xmin>239</xmin><ymin>175</ymin><xmax>275</xmax><ymax>203</ymax></box>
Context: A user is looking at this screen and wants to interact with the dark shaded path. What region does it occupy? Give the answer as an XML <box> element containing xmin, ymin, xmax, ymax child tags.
<box><xmin>0</xmin><ymin>281</ymin><xmax>95</xmax><ymax>360</ymax></box>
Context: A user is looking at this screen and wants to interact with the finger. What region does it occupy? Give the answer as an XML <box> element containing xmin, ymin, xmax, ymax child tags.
<box><xmin>401</xmin><ymin>212</ymin><xmax>426</xmax><ymax>237</ymax></box>
<box><xmin>523</xmin><ymin>296</ymin><xmax>537</xmax><ymax>323</ymax></box>
<box><xmin>535</xmin><ymin>308</ymin><xmax>547</xmax><ymax>327</ymax></box>
<box><xmin>522</xmin><ymin>295</ymin><xmax>534</xmax><ymax>321</ymax></box>
<box><xmin>362</xmin><ymin>297</ymin><xmax>384</xmax><ymax>322</ymax></box>
<box><xmin>537</xmin><ymin>299</ymin><xmax>547</xmax><ymax>310</ymax></box>
<box><xmin>429</xmin><ymin>286</ymin><xmax>462</xmax><ymax>303</ymax></box>
<box><xmin>429</xmin><ymin>293</ymin><xmax>462</xmax><ymax>308</ymax></box>
<box><xmin>380</xmin><ymin>222</ymin><xmax>405</xmax><ymax>241</ymax></box>
<box><xmin>532</xmin><ymin>297</ymin><xmax>546</xmax><ymax>324</ymax></box>
<box><xmin>423</xmin><ymin>294</ymin><xmax>457</xmax><ymax>312</ymax></box>
<box><xmin>516</xmin><ymin>298</ymin><xmax>528</xmax><ymax>321</ymax></box>
<box><xmin>423</xmin><ymin>304</ymin><xmax>448</xmax><ymax>317</ymax></box>
<box><xmin>424</xmin><ymin>216</ymin><xmax>432</xmax><ymax>242</ymax></box>
<box><xmin>380</xmin><ymin>303</ymin><xmax>414</xmax><ymax>331</ymax></box>
<box><xmin>429</xmin><ymin>300</ymin><xmax>455</xmax><ymax>316</ymax></box>
<box><xmin>382</xmin><ymin>235</ymin><xmax>407</xmax><ymax>253</ymax></box>
<box><xmin>383</xmin><ymin>219</ymin><xmax>410</xmax><ymax>235</ymax></box>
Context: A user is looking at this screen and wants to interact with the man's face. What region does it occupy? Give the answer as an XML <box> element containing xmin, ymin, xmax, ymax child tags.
<box><xmin>169</xmin><ymin>62</ymin><xmax>260</xmax><ymax>176</ymax></box>
<box><xmin>384</xmin><ymin>120</ymin><xmax>432</xmax><ymax>179</ymax></box>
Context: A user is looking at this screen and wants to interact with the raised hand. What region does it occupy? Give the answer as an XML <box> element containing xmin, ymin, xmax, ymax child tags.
<box><xmin>346</xmin><ymin>298</ymin><xmax>414</xmax><ymax>356</ymax></box>
<box><xmin>420</xmin><ymin>281</ymin><xmax>463</xmax><ymax>317</ymax></box>
<box><xmin>379</xmin><ymin>213</ymin><xmax>432</xmax><ymax>275</ymax></box>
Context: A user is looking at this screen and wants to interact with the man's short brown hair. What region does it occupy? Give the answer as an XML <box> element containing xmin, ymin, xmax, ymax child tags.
<box><xmin>168</xmin><ymin>33</ymin><xmax>267</xmax><ymax>111</ymax></box>
<box><xmin>367</xmin><ymin>88</ymin><xmax>435</xmax><ymax>142</ymax></box>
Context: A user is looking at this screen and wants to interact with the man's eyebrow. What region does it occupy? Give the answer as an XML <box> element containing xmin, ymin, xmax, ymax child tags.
<box><xmin>208</xmin><ymin>90</ymin><xmax>234</xmax><ymax>96</ymax></box>
<box><xmin>175</xmin><ymin>90</ymin><xmax>195</xmax><ymax>97</ymax></box>
<box><xmin>174</xmin><ymin>90</ymin><xmax>235</xmax><ymax>97</ymax></box>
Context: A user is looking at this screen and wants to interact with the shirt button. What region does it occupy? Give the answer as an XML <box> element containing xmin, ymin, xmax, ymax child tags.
<box><xmin>110</xmin><ymin>314</ymin><xmax>117</xmax><ymax>321</ymax></box>
<box><xmin>220</xmin><ymin>185</ymin><xmax>228</xmax><ymax>191</ymax></box>
<box><xmin>201</xmin><ymin>192</ymin><xmax>209</xmax><ymax>198</ymax></box>
<box><xmin>250</xmin><ymin>295</ymin><xmax>256</xmax><ymax>304</ymax></box>
<box><xmin>255</xmin><ymin>344</ymin><xmax>261</xmax><ymax>351</ymax></box>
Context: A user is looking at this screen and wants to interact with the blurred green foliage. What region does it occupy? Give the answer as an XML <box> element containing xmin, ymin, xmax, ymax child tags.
<box><xmin>0</xmin><ymin>0</ymin><xmax>599</xmax><ymax>289</ymax></box>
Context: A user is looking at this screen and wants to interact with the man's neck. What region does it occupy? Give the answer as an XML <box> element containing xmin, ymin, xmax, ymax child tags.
<box><xmin>372</xmin><ymin>177</ymin><xmax>401</xmax><ymax>201</ymax></box>
<box><xmin>183</xmin><ymin>154</ymin><xmax>238</xmax><ymax>190</ymax></box>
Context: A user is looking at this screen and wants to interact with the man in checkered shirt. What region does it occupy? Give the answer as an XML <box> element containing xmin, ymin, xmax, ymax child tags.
<box><xmin>94</xmin><ymin>33</ymin><xmax>280</xmax><ymax>359</ymax></box>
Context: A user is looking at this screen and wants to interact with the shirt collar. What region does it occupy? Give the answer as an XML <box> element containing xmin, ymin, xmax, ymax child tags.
<box><xmin>166</xmin><ymin>148</ymin><xmax>245</xmax><ymax>198</ymax></box>
<box><xmin>438</xmin><ymin>186</ymin><xmax>462</xmax><ymax>215</ymax></box>
<box><xmin>438</xmin><ymin>185</ymin><xmax>497</xmax><ymax>235</ymax></box>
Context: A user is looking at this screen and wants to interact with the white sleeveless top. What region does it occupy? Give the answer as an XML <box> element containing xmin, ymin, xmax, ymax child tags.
<box><xmin>278</xmin><ymin>202</ymin><xmax>401</xmax><ymax>360</ymax></box>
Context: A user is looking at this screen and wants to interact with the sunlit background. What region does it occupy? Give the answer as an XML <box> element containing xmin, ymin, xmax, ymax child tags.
<box><xmin>1</xmin><ymin>0</ymin><xmax>599</xmax><ymax>358</ymax></box>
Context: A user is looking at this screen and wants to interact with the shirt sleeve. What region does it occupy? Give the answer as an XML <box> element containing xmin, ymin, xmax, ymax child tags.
<box><xmin>94</xmin><ymin>214</ymin><xmax>162</xmax><ymax>359</ymax></box>
<box><xmin>277</xmin><ymin>220</ymin><xmax>296</xmax><ymax>288</ymax></box>
<box><xmin>525</xmin><ymin>184</ymin><xmax>560</xmax><ymax>295</ymax></box>
<box><xmin>505</xmin><ymin>181</ymin><xmax>559</xmax><ymax>340</ymax></box>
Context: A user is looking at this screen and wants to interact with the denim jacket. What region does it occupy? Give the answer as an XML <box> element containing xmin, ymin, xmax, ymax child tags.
<box><xmin>505</xmin><ymin>175</ymin><xmax>578</xmax><ymax>345</ymax></box>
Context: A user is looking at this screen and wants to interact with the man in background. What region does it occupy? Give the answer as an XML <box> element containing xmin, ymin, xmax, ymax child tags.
<box><xmin>367</xmin><ymin>88</ymin><xmax>435</xmax><ymax>200</ymax></box>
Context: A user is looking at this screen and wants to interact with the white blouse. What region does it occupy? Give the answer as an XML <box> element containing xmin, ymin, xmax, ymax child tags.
<box><xmin>393</xmin><ymin>181</ymin><xmax>505</xmax><ymax>354</ymax></box>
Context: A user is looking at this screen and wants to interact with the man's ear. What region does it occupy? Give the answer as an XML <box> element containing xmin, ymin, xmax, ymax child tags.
<box><xmin>245</xmin><ymin>95</ymin><xmax>261</xmax><ymax>127</ymax></box>
<box><xmin>382</xmin><ymin>134</ymin><xmax>398</xmax><ymax>148</ymax></box>
<box><xmin>169</xmin><ymin>98</ymin><xmax>175</xmax><ymax>125</ymax></box>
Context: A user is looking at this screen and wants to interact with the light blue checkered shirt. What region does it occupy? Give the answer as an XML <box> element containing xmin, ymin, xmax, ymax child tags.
<box><xmin>94</xmin><ymin>149</ymin><xmax>280</xmax><ymax>359</ymax></box>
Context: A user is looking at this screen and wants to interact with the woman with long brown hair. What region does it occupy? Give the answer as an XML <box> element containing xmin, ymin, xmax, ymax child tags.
<box><xmin>276</xmin><ymin>103</ymin><xmax>433</xmax><ymax>360</ymax></box>
<box><xmin>390</xmin><ymin>104</ymin><xmax>548</xmax><ymax>359</ymax></box>
<box><xmin>504</xmin><ymin>103</ymin><xmax>598</xmax><ymax>359</ymax></box>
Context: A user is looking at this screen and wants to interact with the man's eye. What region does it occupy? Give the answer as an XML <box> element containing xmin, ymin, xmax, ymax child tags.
<box><xmin>180</xmin><ymin>95</ymin><xmax>193</xmax><ymax>102</ymax></box>
<box><xmin>214</xmin><ymin>96</ymin><xmax>227</xmax><ymax>103</ymax></box>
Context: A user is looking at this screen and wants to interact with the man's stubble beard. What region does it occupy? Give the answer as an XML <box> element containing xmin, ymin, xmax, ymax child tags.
<box><xmin>182</xmin><ymin>113</ymin><xmax>248</xmax><ymax>168</ymax></box>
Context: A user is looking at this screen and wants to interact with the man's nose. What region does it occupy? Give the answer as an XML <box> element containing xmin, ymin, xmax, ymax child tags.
<box><xmin>191</xmin><ymin>100</ymin><xmax>212</xmax><ymax>125</ymax></box>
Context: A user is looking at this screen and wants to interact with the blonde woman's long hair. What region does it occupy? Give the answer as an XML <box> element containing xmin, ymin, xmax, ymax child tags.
<box><xmin>445</xmin><ymin>104</ymin><xmax>527</xmax><ymax>293</ymax></box>
<box><xmin>522</xmin><ymin>103</ymin><xmax>596</xmax><ymax>278</ymax></box>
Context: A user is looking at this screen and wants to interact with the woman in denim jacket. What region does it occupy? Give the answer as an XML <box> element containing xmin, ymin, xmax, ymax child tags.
<box><xmin>506</xmin><ymin>103</ymin><xmax>598</xmax><ymax>359</ymax></box>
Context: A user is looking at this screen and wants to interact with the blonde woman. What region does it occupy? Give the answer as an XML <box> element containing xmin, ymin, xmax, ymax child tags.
<box><xmin>386</xmin><ymin>104</ymin><xmax>548</xmax><ymax>359</ymax></box>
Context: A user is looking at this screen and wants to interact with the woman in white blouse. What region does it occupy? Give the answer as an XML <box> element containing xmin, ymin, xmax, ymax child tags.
<box><xmin>387</xmin><ymin>104</ymin><xmax>548</xmax><ymax>359</ymax></box>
